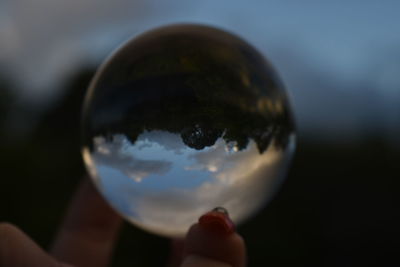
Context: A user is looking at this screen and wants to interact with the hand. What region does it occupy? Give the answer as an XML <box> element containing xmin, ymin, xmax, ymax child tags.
<box><xmin>0</xmin><ymin>179</ymin><xmax>246</xmax><ymax>267</ymax></box>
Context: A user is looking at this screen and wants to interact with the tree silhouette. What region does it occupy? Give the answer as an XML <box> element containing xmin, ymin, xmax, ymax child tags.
<box><xmin>82</xmin><ymin>25</ymin><xmax>295</xmax><ymax>154</ymax></box>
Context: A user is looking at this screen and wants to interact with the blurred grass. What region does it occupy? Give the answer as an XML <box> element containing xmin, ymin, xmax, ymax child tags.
<box><xmin>0</xmin><ymin>69</ymin><xmax>398</xmax><ymax>266</ymax></box>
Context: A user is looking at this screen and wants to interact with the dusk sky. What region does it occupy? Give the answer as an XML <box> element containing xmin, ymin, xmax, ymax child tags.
<box><xmin>90</xmin><ymin>131</ymin><xmax>289</xmax><ymax>236</ymax></box>
<box><xmin>1</xmin><ymin>0</ymin><xmax>399</xmax><ymax>141</ymax></box>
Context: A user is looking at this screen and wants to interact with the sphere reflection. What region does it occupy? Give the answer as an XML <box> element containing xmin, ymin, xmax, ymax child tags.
<box><xmin>82</xmin><ymin>24</ymin><xmax>295</xmax><ymax>237</ymax></box>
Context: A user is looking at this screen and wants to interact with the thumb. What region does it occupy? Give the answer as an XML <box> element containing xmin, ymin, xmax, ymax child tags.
<box><xmin>181</xmin><ymin>208</ymin><xmax>246</xmax><ymax>267</ymax></box>
<box><xmin>0</xmin><ymin>223</ymin><xmax>71</xmax><ymax>267</ymax></box>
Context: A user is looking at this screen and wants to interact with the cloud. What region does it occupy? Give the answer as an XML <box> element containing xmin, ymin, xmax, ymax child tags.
<box><xmin>88</xmin><ymin>130</ymin><xmax>294</xmax><ymax>237</ymax></box>
<box><xmin>3</xmin><ymin>0</ymin><xmax>400</xmax><ymax>140</ymax></box>
<box><xmin>92</xmin><ymin>134</ymin><xmax>172</xmax><ymax>182</ymax></box>
<box><xmin>138</xmin><ymin>130</ymin><xmax>186</xmax><ymax>154</ymax></box>
<box><xmin>124</xmin><ymin>137</ymin><xmax>294</xmax><ymax>237</ymax></box>
<box><xmin>2</xmin><ymin>0</ymin><xmax>152</xmax><ymax>98</ymax></box>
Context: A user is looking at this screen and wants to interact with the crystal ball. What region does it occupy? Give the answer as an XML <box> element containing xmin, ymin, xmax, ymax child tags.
<box><xmin>81</xmin><ymin>24</ymin><xmax>296</xmax><ymax>237</ymax></box>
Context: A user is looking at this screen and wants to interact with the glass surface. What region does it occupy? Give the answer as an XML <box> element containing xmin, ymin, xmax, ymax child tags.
<box><xmin>81</xmin><ymin>24</ymin><xmax>296</xmax><ymax>237</ymax></box>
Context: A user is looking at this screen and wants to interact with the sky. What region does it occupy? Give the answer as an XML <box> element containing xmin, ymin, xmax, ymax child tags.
<box><xmin>1</xmin><ymin>0</ymin><xmax>399</xmax><ymax>141</ymax></box>
<box><xmin>88</xmin><ymin>131</ymin><xmax>291</xmax><ymax>237</ymax></box>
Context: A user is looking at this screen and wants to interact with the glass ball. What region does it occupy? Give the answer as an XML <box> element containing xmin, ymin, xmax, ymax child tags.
<box><xmin>81</xmin><ymin>24</ymin><xmax>296</xmax><ymax>237</ymax></box>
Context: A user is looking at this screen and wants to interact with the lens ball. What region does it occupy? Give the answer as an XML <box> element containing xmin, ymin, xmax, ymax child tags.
<box><xmin>82</xmin><ymin>24</ymin><xmax>296</xmax><ymax>237</ymax></box>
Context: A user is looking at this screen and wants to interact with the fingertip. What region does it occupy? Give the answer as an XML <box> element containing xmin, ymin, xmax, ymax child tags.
<box><xmin>183</xmin><ymin>209</ymin><xmax>246</xmax><ymax>267</ymax></box>
<box><xmin>198</xmin><ymin>208</ymin><xmax>235</xmax><ymax>235</ymax></box>
<box><xmin>185</xmin><ymin>223</ymin><xmax>246</xmax><ymax>258</ymax></box>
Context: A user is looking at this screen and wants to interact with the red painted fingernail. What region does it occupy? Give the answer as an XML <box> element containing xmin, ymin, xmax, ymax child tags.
<box><xmin>198</xmin><ymin>207</ymin><xmax>235</xmax><ymax>235</ymax></box>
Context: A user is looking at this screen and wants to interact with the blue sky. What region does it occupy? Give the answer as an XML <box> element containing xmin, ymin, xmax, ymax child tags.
<box><xmin>1</xmin><ymin>0</ymin><xmax>399</xmax><ymax>141</ymax></box>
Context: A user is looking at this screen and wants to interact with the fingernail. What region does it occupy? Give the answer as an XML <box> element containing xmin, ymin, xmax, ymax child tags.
<box><xmin>198</xmin><ymin>207</ymin><xmax>235</xmax><ymax>235</ymax></box>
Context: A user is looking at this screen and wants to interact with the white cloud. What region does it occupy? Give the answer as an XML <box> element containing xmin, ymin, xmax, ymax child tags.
<box><xmin>122</xmin><ymin>136</ymin><xmax>293</xmax><ymax>237</ymax></box>
<box><xmin>87</xmin><ymin>130</ymin><xmax>294</xmax><ymax>237</ymax></box>
<box><xmin>138</xmin><ymin>130</ymin><xmax>186</xmax><ymax>154</ymax></box>
<box><xmin>92</xmin><ymin>134</ymin><xmax>172</xmax><ymax>182</ymax></box>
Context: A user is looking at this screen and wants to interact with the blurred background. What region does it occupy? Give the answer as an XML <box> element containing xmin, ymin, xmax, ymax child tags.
<box><xmin>0</xmin><ymin>0</ymin><xmax>399</xmax><ymax>266</ymax></box>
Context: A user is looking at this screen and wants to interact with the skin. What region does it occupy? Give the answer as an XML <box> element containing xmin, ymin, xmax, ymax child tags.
<box><xmin>0</xmin><ymin>179</ymin><xmax>246</xmax><ymax>267</ymax></box>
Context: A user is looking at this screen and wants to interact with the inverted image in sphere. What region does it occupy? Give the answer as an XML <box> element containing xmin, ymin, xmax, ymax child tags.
<box><xmin>82</xmin><ymin>24</ymin><xmax>296</xmax><ymax>237</ymax></box>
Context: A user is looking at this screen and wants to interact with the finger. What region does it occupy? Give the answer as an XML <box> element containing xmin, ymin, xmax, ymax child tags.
<box><xmin>0</xmin><ymin>222</ymin><xmax>71</xmax><ymax>267</ymax></box>
<box><xmin>181</xmin><ymin>254</ymin><xmax>231</xmax><ymax>267</ymax></box>
<box><xmin>51</xmin><ymin>178</ymin><xmax>122</xmax><ymax>267</ymax></box>
<box><xmin>183</xmin><ymin>224</ymin><xmax>246</xmax><ymax>267</ymax></box>
<box><xmin>182</xmin><ymin>208</ymin><xmax>246</xmax><ymax>267</ymax></box>
<box><xmin>168</xmin><ymin>238</ymin><xmax>185</xmax><ymax>267</ymax></box>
